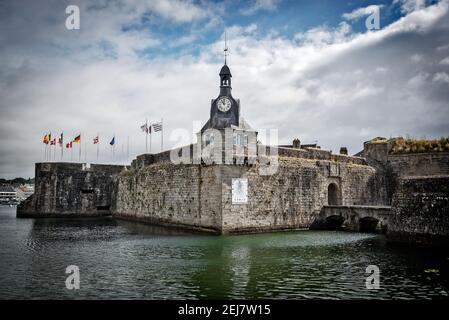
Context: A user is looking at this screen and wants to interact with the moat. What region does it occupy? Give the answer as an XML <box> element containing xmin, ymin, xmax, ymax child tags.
<box><xmin>1</xmin><ymin>206</ymin><xmax>448</xmax><ymax>299</ymax></box>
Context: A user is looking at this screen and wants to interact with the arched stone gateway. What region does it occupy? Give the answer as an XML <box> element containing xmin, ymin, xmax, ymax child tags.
<box><xmin>327</xmin><ymin>183</ymin><xmax>341</xmax><ymax>206</ymax></box>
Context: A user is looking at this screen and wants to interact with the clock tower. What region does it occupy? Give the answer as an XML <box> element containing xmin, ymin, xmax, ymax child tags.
<box><xmin>197</xmin><ymin>35</ymin><xmax>258</xmax><ymax>165</ymax></box>
<box><xmin>210</xmin><ymin>63</ymin><xmax>240</xmax><ymax>129</ymax></box>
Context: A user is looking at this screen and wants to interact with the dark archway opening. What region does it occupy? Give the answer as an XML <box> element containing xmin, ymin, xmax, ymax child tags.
<box><xmin>359</xmin><ymin>217</ymin><xmax>380</xmax><ymax>233</ymax></box>
<box><xmin>325</xmin><ymin>215</ymin><xmax>345</xmax><ymax>230</ymax></box>
<box><xmin>328</xmin><ymin>183</ymin><xmax>341</xmax><ymax>205</ymax></box>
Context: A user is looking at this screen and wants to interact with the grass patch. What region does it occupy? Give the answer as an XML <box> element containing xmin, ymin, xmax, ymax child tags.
<box><xmin>391</xmin><ymin>137</ymin><xmax>449</xmax><ymax>154</ymax></box>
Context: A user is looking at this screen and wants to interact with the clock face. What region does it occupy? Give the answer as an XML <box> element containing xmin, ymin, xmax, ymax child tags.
<box><xmin>217</xmin><ymin>97</ymin><xmax>232</xmax><ymax>112</ymax></box>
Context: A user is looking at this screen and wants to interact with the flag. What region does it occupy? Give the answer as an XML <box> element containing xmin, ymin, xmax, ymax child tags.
<box><xmin>43</xmin><ymin>134</ymin><xmax>49</xmax><ymax>144</ymax></box>
<box><xmin>152</xmin><ymin>122</ymin><xmax>162</xmax><ymax>132</ymax></box>
<box><xmin>110</xmin><ymin>137</ymin><xmax>115</xmax><ymax>146</ymax></box>
<box><xmin>50</xmin><ymin>138</ymin><xmax>56</xmax><ymax>145</ymax></box>
<box><xmin>66</xmin><ymin>141</ymin><xmax>72</xmax><ymax>148</ymax></box>
<box><xmin>58</xmin><ymin>133</ymin><xmax>63</xmax><ymax>145</ymax></box>
<box><xmin>93</xmin><ymin>136</ymin><xmax>99</xmax><ymax>144</ymax></box>
<box><xmin>148</xmin><ymin>124</ymin><xmax>152</xmax><ymax>134</ymax></box>
<box><xmin>73</xmin><ymin>134</ymin><xmax>81</xmax><ymax>143</ymax></box>
<box><xmin>140</xmin><ymin>124</ymin><xmax>148</xmax><ymax>133</ymax></box>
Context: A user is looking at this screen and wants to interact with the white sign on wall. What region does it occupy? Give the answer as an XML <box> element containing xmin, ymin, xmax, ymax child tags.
<box><xmin>232</xmin><ymin>178</ymin><xmax>248</xmax><ymax>204</ymax></box>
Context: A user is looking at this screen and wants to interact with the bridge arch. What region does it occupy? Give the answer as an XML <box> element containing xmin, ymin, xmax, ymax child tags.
<box><xmin>327</xmin><ymin>183</ymin><xmax>341</xmax><ymax>206</ymax></box>
<box><xmin>325</xmin><ymin>215</ymin><xmax>345</xmax><ymax>230</ymax></box>
<box><xmin>359</xmin><ymin>216</ymin><xmax>380</xmax><ymax>233</ymax></box>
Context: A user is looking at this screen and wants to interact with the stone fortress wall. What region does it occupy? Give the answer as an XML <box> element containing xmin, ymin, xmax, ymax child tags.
<box><xmin>389</xmin><ymin>175</ymin><xmax>449</xmax><ymax>246</ymax></box>
<box><xmin>17</xmin><ymin>162</ymin><xmax>125</xmax><ymax>217</ymax></box>
<box><xmin>111</xmin><ymin>141</ymin><xmax>388</xmax><ymax>234</ymax></box>
<box><xmin>358</xmin><ymin>138</ymin><xmax>449</xmax><ymax>244</ymax></box>
<box><xmin>16</xmin><ymin>137</ymin><xmax>449</xmax><ymax>244</ymax></box>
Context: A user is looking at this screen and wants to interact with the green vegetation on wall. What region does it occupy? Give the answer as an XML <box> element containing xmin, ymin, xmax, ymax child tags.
<box><xmin>391</xmin><ymin>137</ymin><xmax>449</xmax><ymax>154</ymax></box>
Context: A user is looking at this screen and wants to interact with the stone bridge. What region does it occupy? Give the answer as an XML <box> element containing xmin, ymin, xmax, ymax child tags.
<box><xmin>312</xmin><ymin>205</ymin><xmax>392</xmax><ymax>233</ymax></box>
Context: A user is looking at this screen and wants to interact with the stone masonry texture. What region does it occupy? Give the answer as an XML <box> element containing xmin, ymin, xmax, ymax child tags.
<box><xmin>17</xmin><ymin>162</ymin><xmax>125</xmax><ymax>217</ymax></box>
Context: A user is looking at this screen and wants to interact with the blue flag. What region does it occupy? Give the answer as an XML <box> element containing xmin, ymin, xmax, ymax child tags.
<box><xmin>110</xmin><ymin>137</ymin><xmax>115</xmax><ymax>146</ymax></box>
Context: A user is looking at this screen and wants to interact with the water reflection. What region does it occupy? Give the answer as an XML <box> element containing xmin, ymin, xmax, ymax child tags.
<box><xmin>0</xmin><ymin>206</ymin><xmax>448</xmax><ymax>299</ymax></box>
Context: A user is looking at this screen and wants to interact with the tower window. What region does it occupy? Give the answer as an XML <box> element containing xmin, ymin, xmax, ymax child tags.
<box><xmin>205</xmin><ymin>133</ymin><xmax>214</xmax><ymax>146</ymax></box>
<box><xmin>234</xmin><ymin>134</ymin><xmax>245</xmax><ymax>146</ymax></box>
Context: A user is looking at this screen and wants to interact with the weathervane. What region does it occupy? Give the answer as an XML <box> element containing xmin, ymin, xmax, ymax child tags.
<box><xmin>224</xmin><ymin>30</ymin><xmax>229</xmax><ymax>64</ymax></box>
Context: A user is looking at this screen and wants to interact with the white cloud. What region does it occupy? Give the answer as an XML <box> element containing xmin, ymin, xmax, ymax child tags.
<box><xmin>240</xmin><ymin>0</ymin><xmax>280</xmax><ymax>16</ymax></box>
<box><xmin>408</xmin><ymin>72</ymin><xmax>429</xmax><ymax>86</ymax></box>
<box><xmin>411</xmin><ymin>53</ymin><xmax>423</xmax><ymax>62</ymax></box>
<box><xmin>394</xmin><ymin>0</ymin><xmax>427</xmax><ymax>14</ymax></box>
<box><xmin>433</xmin><ymin>71</ymin><xmax>449</xmax><ymax>83</ymax></box>
<box><xmin>342</xmin><ymin>5</ymin><xmax>383</xmax><ymax>21</ymax></box>
<box><xmin>147</xmin><ymin>0</ymin><xmax>210</xmax><ymax>22</ymax></box>
<box><xmin>440</xmin><ymin>56</ymin><xmax>449</xmax><ymax>64</ymax></box>
<box><xmin>294</xmin><ymin>22</ymin><xmax>352</xmax><ymax>46</ymax></box>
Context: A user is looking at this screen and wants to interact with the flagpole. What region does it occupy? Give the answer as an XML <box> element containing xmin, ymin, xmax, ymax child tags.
<box><xmin>97</xmin><ymin>132</ymin><xmax>99</xmax><ymax>161</ymax></box>
<box><xmin>61</xmin><ymin>132</ymin><xmax>64</xmax><ymax>161</ymax></box>
<box><xmin>161</xmin><ymin>117</ymin><xmax>163</xmax><ymax>152</ymax></box>
<box><xmin>48</xmin><ymin>139</ymin><xmax>50</xmax><ymax>161</ymax></box>
<box><xmin>79</xmin><ymin>132</ymin><xmax>82</xmax><ymax>162</ymax></box>
<box><xmin>71</xmin><ymin>144</ymin><xmax>73</xmax><ymax>161</ymax></box>
<box><xmin>84</xmin><ymin>138</ymin><xmax>87</xmax><ymax>162</ymax></box>
<box><xmin>150</xmin><ymin>122</ymin><xmax>152</xmax><ymax>154</ymax></box>
<box><xmin>145</xmin><ymin>118</ymin><xmax>148</xmax><ymax>153</ymax></box>
<box><xmin>112</xmin><ymin>133</ymin><xmax>115</xmax><ymax>162</ymax></box>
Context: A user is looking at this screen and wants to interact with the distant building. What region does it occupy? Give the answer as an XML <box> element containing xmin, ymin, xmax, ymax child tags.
<box><xmin>15</xmin><ymin>184</ymin><xmax>34</xmax><ymax>201</ymax></box>
<box><xmin>0</xmin><ymin>186</ymin><xmax>17</xmax><ymax>204</ymax></box>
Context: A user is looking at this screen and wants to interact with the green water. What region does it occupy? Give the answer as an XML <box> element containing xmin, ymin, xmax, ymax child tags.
<box><xmin>0</xmin><ymin>206</ymin><xmax>448</xmax><ymax>299</ymax></box>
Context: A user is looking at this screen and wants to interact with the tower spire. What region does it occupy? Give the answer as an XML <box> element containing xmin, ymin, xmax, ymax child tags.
<box><xmin>224</xmin><ymin>30</ymin><xmax>228</xmax><ymax>65</ymax></box>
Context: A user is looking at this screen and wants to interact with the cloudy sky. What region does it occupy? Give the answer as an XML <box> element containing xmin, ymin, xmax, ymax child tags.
<box><xmin>1</xmin><ymin>0</ymin><xmax>449</xmax><ymax>178</ymax></box>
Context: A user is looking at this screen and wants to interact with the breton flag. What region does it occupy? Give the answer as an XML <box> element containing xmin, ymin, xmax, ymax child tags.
<box><xmin>66</xmin><ymin>141</ymin><xmax>72</xmax><ymax>149</ymax></box>
<box><xmin>110</xmin><ymin>137</ymin><xmax>115</xmax><ymax>146</ymax></box>
<box><xmin>140</xmin><ymin>123</ymin><xmax>148</xmax><ymax>133</ymax></box>
<box><xmin>73</xmin><ymin>134</ymin><xmax>81</xmax><ymax>143</ymax></box>
<box><xmin>93</xmin><ymin>136</ymin><xmax>99</xmax><ymax>144</ymax></box>
<box><xmin>152</xmin><ymin>122</ymin><xmax>162</xmax><ymax>132</ymax></box>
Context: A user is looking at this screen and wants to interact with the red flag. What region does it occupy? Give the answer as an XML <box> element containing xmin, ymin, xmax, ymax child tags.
<box><xmin>93</xmin><ymin>136</ymin><xmax>99</xmax><ymax>144</ymax></box>
<box><xmin>66</xmin><ymin>141</ymin><xmax>72</xmax><ymax>149</ymax></box>
<box><xmin>50</xmin><ymin>138</ymin><xmax>56</xmax><ymax>145</ymax></box>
